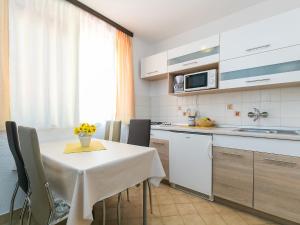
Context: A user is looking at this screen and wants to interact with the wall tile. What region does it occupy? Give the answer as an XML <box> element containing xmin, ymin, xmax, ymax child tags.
<box><xmin>281</xmin><ymin>87</ymin><xmax>300</xmax><ymax>101</ymax></box>
<box><xmin>149</xmin><ymin>87</ymin><xmax>300</xmax><ymax>128</ymax></box>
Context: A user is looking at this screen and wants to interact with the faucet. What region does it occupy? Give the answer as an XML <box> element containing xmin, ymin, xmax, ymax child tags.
<box><xmin>248</xmin><ymin>108</ymin><xmax>268</xmax><ymax>122</ymax></box>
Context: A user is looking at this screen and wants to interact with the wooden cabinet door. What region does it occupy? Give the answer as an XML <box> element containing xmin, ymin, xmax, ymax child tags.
<box><xmin>150</xmin><ymin>138</ymin><xmax>169</xmax><ymax>179</ymax></box>
<box><xmin>254</xmin><ymin>152</ymin><xmax>300</xmax><ymax>223</ymax></box>
<box><xmin>213</xmin><ymin>147</ymin><xmax>253</xmax><ymax>207</ymax></box>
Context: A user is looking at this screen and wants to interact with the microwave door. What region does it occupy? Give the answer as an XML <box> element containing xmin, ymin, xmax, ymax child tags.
<box><xmin>185</xmin><ymin>73</ymin><xmax>208</xmax><ymax>91</ymax></box>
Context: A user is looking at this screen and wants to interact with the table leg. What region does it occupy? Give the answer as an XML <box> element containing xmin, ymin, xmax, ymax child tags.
<box><xmin>143</xmin><ymin>180</ymin><xmax>147</xmax><ymax>225</ymax></box>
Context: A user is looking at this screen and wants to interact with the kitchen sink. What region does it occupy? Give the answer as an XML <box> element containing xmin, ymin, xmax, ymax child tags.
<box><xmin>234</xmin><ymin>128</ymin><xmax>300</xmax><ymax>135</ymax></box>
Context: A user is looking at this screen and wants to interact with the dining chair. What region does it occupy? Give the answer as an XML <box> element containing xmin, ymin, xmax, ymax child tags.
<box><xmin>5</xmin><ymin>121</ymin><xmax>29</xmax><ymax>225</ymax></box>
<box><xmin>95</xmin><ymin>120</ymin><xmax>122</xmax><ymax>225</ymax></box>
<box><xmin>104</xmin><ymin>121</ymin><xmax>121</xmax><ymax>142</ymax></box>
<box><xmin>18</xmin><ymin>126</ymin><xmax>70</xmax><ymax>225</ymax></box>
<box><xmin>117</xmin><ymin>119</ymin><xmax>153</xmax><ymax>224</ymax></box>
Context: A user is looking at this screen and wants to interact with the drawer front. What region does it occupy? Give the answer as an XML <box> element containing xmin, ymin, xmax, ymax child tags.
<box><xmin>254</xmin><ymin>152</ymin><xmax>300</xmax><ymax>223</ymax></box>
<box><xmin>213</xmin><ymin>147</ymin><xmax>253</xmax><ymax>207</ymax></box>
<box><xmin>141</xmin><ymin>52</ymin><xmax>167</xmax><ymax>78</ymax></box>
<box><xmin>220</xmin><ymin>9</ymin><xmax>300</xmax><ymax>61</ymax></box>
<box><xmin>219</xmin><ymin>45</ymin><xmax>300</xmax><ymax>89</ymax></box>
<box><xmin>150</xmin><ymin>138</ymin><xmax>169</xmax><ymax>179</ymax></box>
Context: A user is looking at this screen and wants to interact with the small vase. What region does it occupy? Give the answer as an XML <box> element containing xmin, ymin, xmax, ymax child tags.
<box><xmin>79</xmin><ymin>135</ymin><xmax>91</xmax><ymax>147</ymax></box>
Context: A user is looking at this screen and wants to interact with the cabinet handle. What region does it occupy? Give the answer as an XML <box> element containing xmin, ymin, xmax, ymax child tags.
<box><xmin>185</xmin><ymin>136</ymin><xmax>191</xmax><ymax>139</ymax></box>
<box><xmin>182</xmin><ymin>61</ymin><xmax>198</xmax><ymax>66</ymax></box>
<box><xmin>245</xmin><ymin>78</ymin><xmax>271</xmax><ymax>83</ymax></box>
<box><xmin>147</xmin><ymin>70</ymin><xmax>158</xmax><ymax>75</ymax></box>
<box><xmin>221</xmin><ymin>152</ymin><xmax>243</xmax><ymax>158</ymax></box>
<box><xmin>245</xmin><ymin>44</ymin><xmax>271</xmax><ymax>52</ymax></box>
<box><xmin>263</xmin><ymin>158</ymin><xmax>297</xmax><ymax>168</ymax></box>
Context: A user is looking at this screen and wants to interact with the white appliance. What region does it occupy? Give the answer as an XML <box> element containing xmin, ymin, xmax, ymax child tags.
<box><xmin>184</xmin><ymin>69</ymin><xmax>217</xmax><ymax>92</ymax></box>
<box><xmin>169</xmin><ymin>131</ymin><xmax>213</xmax><ymax>200</ymax></box>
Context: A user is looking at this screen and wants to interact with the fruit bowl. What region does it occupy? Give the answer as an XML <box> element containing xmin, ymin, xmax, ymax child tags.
<box><xmin>196</xmin><ymin>118</ymin><xmax>215</xmax><ymax>127</ymax></box>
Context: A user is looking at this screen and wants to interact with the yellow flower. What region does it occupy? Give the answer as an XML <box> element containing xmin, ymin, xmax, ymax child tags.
<box><xmin>74</xmin><ymin>127</ymin><xmax>80</xmax><ymax>135</ymax></box>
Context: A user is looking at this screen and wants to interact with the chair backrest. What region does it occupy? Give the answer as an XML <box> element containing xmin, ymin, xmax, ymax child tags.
<box><xmin>104</xmin><ymin>121</ymin><xmax>121</xmax><ymax>142</ymax></box>
<box><xmin>5</xmin><ymin>121</ymin><xmax>28</xmax><ymax>194</ymax></box>
<box><xmin>127</xmin><ymin>119</ymin><xmax>151</xmax><ymax>147</ymax></box>
<box><xmin>18</xmin><ymin>126</ymin><xmax>54</xmax><ymax>225</ymax></box>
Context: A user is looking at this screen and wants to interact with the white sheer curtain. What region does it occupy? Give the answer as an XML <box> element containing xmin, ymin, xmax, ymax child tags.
<box><xmin>78</xmin><ymin>11</ymin><xmax>116</xmax><ymax>124</ymax></box>
<box><xmin>9</xmin><ymin>0</ymin><xmax>80</xmax><ymax>128</ymax></box>
<box><xmin>9</xmin><ymin>0</ymin><xmax>117</xmax><ymax>128</ymax></box>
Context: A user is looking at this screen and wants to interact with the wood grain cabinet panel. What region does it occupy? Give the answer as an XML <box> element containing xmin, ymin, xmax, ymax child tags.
<box><xmin>254</xmin><ymin>152</ymin><xmax>300</xmax><ymax>223</ymax></box>
<box><xmin>150</xmin><ymin>138</ymin><xmax>169</xmax><ymax>179</ymax></box>
<box><xmin>213</xmin><ymin>147</ymin><xmax>254</xmax><ymax>207</ymax></box>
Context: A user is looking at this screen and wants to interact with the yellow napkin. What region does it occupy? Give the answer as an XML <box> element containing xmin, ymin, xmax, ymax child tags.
<box><xmin>64</xmin><ymin>140</ymin><xmax>106</xmax><ymax>154</ymax></box>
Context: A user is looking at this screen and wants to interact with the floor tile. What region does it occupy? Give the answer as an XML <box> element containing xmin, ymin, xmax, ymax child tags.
<box><xmin>200</xmin><ymin>213</ymin><xmax>227</xmax><ymax>225</ymax></box>
<box><xmin>159</xmin><ymin>204</ymin><xmax>178</xmax><ymax>217</ymax></box>
<box><xmin>181</xmin><ymin>214</ymin><xmax>206</xmax><ymax>225</ymax></box>
<box><xmin>176</xmin><ymin>203</ymin><xmax>197</xmax><ymax>215</ymax></box>
<box><xmin>162</xmin><ymin>215</ymin><xmax>184</xmax><ymax>225</ymax></box>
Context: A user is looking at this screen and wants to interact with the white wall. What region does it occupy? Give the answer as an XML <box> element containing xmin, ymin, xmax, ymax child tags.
<box><xmin>132</xmin><ymin>36</ymin><xmax>152</xmax><ymax>119</ymax></box>
<box><xmin>148</xmin><ymin>0</ymin><xmax>300</xmax><ymax>128</ymax></box>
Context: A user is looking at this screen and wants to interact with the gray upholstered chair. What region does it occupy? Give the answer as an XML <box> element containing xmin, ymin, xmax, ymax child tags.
<box><xmin>6</xmin><ymin>121</ymin><xmax>29</xmax><ymax>225</ymax></box>
<box><xmin>117</xmin><ymin>120</ymin><xmax>153</xmax><ymax>225</ymax></box>
<box><xmin>18</xmin><ymin>126</ymin><xmax>70</xmax><ymax>225</ymax></box>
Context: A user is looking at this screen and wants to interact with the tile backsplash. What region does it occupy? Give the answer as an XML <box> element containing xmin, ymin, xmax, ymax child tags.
<box><xmin>149</xmin><ymin>86</ymin><xmax>300</xmax><ymax>128</ymax></box>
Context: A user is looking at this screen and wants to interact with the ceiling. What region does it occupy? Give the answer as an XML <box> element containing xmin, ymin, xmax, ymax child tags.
<box><xmin>80</xmin><ymin>0</ymin><xmax>264</xmax><ymax>43</ymax></box>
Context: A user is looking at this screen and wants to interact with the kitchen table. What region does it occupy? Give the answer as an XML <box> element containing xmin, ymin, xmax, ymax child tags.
<box><xmin>39</xmin><ymin>138</ymin><xmax>165</xmax><ymax>225</ymax></box>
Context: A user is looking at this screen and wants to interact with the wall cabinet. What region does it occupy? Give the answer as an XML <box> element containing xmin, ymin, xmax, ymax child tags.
<box><xmin>220</xmin><ymin>8</ymin><xmax>300</xmax><ymax>61</ymax></box>
<box><xmin>141</xmin><ymin>52</ymin><xmax>168</xmax><ymax>79</ymax></box>
<box><xmin>167</xmin><ymin>35</ymin><xmax>219</xmax><ymax>73</ymax></box>
<box><xmin>213</xmin><ymin>147</ymin><xmax>253</xmax><ymax>207</ymax></box>
<box><xmin>219</xmin><ymin>45</ymin><xmax>300</xmax><ymax>89</ymax></box>
<box><xmin>254</xmin><ymin>152</ymin><xmax>300</xmax><ymax>224</ymax></box>
<box><xmin>150</xmin><ymin>138</ymin><xmax>169</xmax><ymax>180</ymax></box>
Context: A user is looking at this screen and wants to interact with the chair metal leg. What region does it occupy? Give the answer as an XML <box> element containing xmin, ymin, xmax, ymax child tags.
<box><xmin>102</xmin><ymin>200</ymin><xmax>106</xmax><ymax>225</ymax></box>
<box><xmin>20</xmin><ymin>197</ymin><xmax>28</xmax><ymax>225</ymax></box>
<box><xmin>10</xmin><ymin>182</ymin><xmax>19</xmax><ymax>225</ymax></box>
<box><xmin>117</xmin><ymin>193</ymin><xmax>122</xmax><ymax>225</ymax></box>
<box><xmin>147</xmin><ymin>180</ymin><xmax>153</xmax><ymax>214</ymax></box>
<box><xmin>126</xmin><ymin>189</ymin><xmax>130</xmax><ymax>202</ymax></box>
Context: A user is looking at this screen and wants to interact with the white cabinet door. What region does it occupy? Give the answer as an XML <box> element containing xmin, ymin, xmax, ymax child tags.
<box><xmin>219</xmin><ymin>45</ymin><xmax>300</xmax><ymax>89</ymax></box>
<box><xmin>220</xmin><ymin>8</ymin><xmax>300</xmax><ymax>61</ymax></box>
<box><xmin>141</xmin><ymin>52</ymin><xmax>167</xmax><ymax>78</ymax></box>
<box><xmin>167</xmin><ymin>35</ymin><xmax>219</xmax><ymax>73</ymax></box>
<box><xmin>169</xmin><ymin>132</ymin><xmax>212</xmax><ymax>197</ymax></box>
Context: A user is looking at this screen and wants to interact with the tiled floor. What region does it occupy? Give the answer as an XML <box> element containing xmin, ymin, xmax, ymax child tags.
<box><xmin>92</xmin><ymin>184</ymin><xmax>280</xmax><ymax>225</ymax></box>
<box><xmin>7</xmin><ymin>184</ymin><xmax>280</xmax><ymax>225</ymax></box>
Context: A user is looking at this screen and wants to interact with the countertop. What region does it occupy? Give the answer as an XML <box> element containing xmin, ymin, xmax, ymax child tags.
<box><xmin>151</xmin><ymin>125</ymin><xmax>300</xmax><ymax>141</ymax></box>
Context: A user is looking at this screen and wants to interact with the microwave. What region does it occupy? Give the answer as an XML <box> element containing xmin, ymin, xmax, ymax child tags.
<box><xmin>184</xmin><ymin>69</ymin><xmax>217</xmax><ymax>91</ymax></box>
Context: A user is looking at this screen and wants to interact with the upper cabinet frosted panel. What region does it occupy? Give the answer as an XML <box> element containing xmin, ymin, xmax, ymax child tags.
<box><xmin>167</xmin><ymin>35</ymin><xmax>220</xmax><ymax>73</ymax></box>
<box><xmin>220</xmin><ymin>8</ymin><xmax>300</xmax><ymax>61</ymax></box>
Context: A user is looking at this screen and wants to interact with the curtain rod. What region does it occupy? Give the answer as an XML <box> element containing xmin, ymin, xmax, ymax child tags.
<box><xmin>65</xmin><ymin>0</ymin><xmax>134</xmax><ymax>37</ymax></box>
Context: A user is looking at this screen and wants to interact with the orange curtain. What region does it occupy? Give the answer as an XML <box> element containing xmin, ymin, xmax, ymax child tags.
<box><xmin>0</xmin><ymin>0</ymin><xmax>10</xmax><ymax>130</ymax></box>
<box><xmin>115</xmin><ymin>31</ymin><xmax>135</xmax><ymax>123</ymax></box>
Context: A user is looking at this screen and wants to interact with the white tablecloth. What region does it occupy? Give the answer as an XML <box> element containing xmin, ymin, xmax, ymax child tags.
<box><xmin>40</xmin><ymin>138</ymin><xmax>165</xmax><ymax>225</ymax></box>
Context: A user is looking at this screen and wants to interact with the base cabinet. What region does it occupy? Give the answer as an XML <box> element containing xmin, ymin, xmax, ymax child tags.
<box><xmin>150</xmin><ymin>138</ymin><xmax>169</xmax><ymax>180</ymax></box>
<box><xmin>254</xmin><ymin>152</ymin><xmax>300</xmax><ymax>224</ymax></box>
<box><xmin>213</xmin><ymin>147</ymin><xmax>253</xmax><ymax>207</ymax></box>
